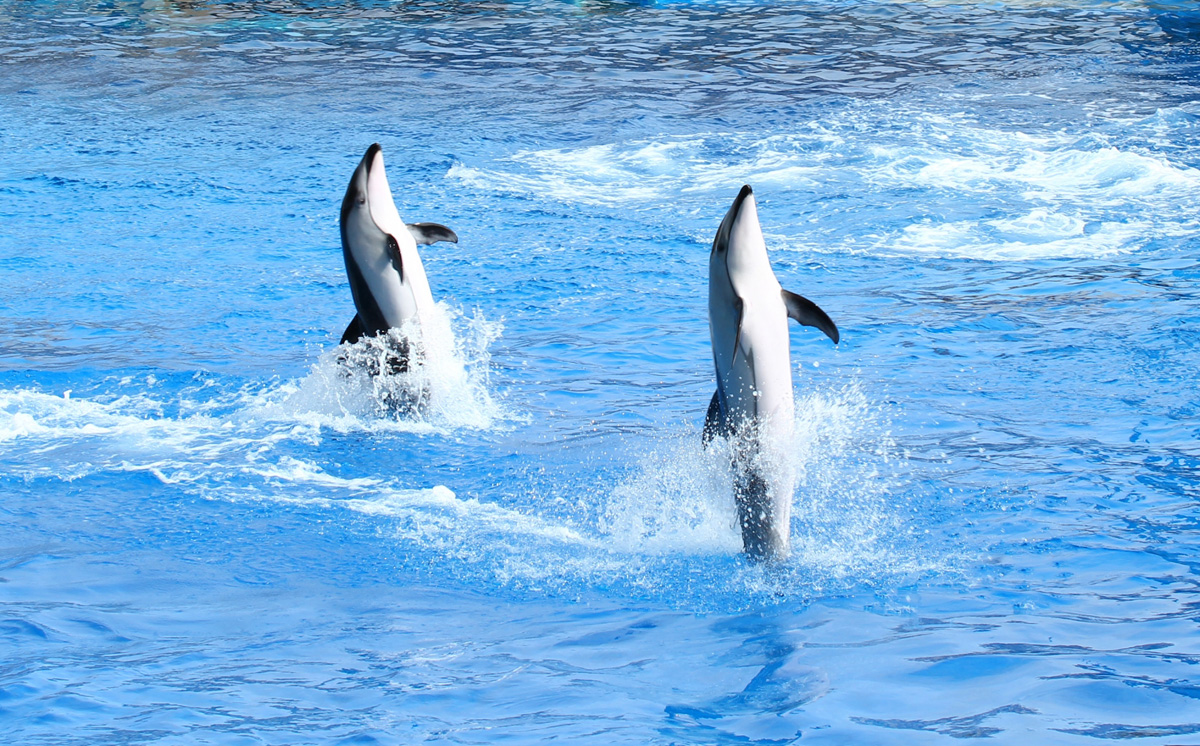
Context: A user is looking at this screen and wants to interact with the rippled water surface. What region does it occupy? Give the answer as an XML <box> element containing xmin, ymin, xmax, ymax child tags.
<box><xmin>3</xmin><ymin>0</ymin><xmax>1200</xmax><ymax>742</ymax></box>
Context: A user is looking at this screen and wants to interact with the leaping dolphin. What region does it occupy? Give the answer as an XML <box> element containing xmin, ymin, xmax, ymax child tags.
<box><xmin>339</xmin><ymin>143</ymin><xmax>458</xmax><ymax>356</ymax></box>
<box><xmin>704</xmin><ymin>185</ymin><xmax>839</xmax><ymax>562</ymax></box>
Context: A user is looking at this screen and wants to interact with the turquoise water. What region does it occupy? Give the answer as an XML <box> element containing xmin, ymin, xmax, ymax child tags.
<box><xmin>3</xmin><ymin>0</ymin><xmax>1200</xmax><ymax>742</ymax></box>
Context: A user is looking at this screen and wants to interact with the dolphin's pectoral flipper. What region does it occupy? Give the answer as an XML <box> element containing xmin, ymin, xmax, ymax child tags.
<box><xmin>731</xmin><ymin>297</ymin><xmax>745</xmax><ymax>363</ymax></box>
<box><xmin>341</xmin><ymin>315</ymin><xmax>366</xmax><ymax>345</ymax></box>
<box><xmin>702</xmin><ymin>390</ymin><xmax>730</xmax><ymax>447</ymax></box>
<box><xmin>385</xmin><ymin>234</ymin><xmax>405</xmax><ymax>281</ymax></box>
<box><xmin>407</xmin><ymin>223</ymin><xmax>458</xmax><ymax>246</ymax></box>
<box><xmin>781</xmin><ymin>289</ymin><xmax>839</xmax><ymax>344</ymax></box>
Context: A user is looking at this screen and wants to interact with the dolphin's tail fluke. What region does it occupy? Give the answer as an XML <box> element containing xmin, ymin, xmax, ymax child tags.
<box><xmin>735</xmin><ymin>466</ymin><xmax>789</xmax><ymax>562</ymax></box>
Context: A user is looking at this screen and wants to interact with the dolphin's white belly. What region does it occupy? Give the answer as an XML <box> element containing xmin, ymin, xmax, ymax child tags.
<box><xmin>396</xmin><ymin>241</ymin><xmax>435</xmax><ymax>319</ymax></box>
<box><xmin>359</xmin><ymin>245</ymin><xmax>418</xmax><ymax>326</ymax></box>
<box><xmin>344</xmin><ymin>220</ymin><xmax>434</xmax><ymax>329</ymax></box>
<box><xmin>720</xmin><ymin>291</ymin><xmax>794</xmax><ymax>427</ymax></box>
<box><xmin>727</xmin><ymin>300</ymin><xmax>796</xmax><ymax>560</ymax></box>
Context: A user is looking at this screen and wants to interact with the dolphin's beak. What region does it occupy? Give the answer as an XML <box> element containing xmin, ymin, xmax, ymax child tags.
<box><xmin>364</xmin><ymin>144</ymin><xmax>388</xmax><ymax>206</ymax></box>
<box><xmin>363</xmin><ymin>144</ymin><xmax>405</xmax><ymax>233</ymax></box>
<box><xmin>731</xmin><ymin>184</ymin><xmax>754</xmax><ymax>213</ymax></box>
<box><xmin>713</xmin><ymin>184</ymin><xmax>756</xmax><ymax>254</ymax></box>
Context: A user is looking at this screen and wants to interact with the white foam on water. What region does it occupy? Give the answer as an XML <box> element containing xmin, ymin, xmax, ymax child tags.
<box><xmin>452</xmin><ymin>104</ymin><xmax>1200</xmax><ymax>261</ymax></box>
<box><xmin>599</xmin><ymin>433</ymin><xmax>742</xmax><ymax>556</ymax></box>
<box><xmin>249</xmin><ymin>302</ymin><xmax>505</xmax><ymax>434</ymax></box>
<box><xmin>448</xmin><ymin>135</ymin><xmax>827</xmax><ymax>208</ymax></box>
<box><xmin>0</xmin><ymin>382</ymin><xmax>537</xmax><ymax>552</ymax></box>
<box><xmin>0</xmin><ymin>304</ymin><xmax>505</xmax><ymax>483</ymax></box>
<box><xmin>345</xmin><ymin>486</ymin><xmax>596</xmax><ymax>550</ymax></box>
<box><xmin>0</xmin><ymin>386</ymin><xmax>250</xmax><ymax>481</ymax></box>
<box><xmin>0</xmin><ymin>373</ymin><xmax>941</xmax><ymax>605</ymax></box>
<box><xmin>884</xmin><ymin>210</ymin><xmax>1151</xmax><ymax>262</ymax></box>
<box><xmin>835</xmin><ymin>119</ymin><xmax>1200</xmax><ymax>260</ymax></box>
<box><xmin>900</xmin><ymin>143</ymin><xmax>1200</xmax><ymax>200</ymax></box>
<box><xmin>593</xmin><ymin>381</ymin><xmax>939</xmax><ymax>593</ymax></box>
<box><xmin>243</xmin><ymin>455</ymin><xmax>386</xmax><ymax>492</ymax></box>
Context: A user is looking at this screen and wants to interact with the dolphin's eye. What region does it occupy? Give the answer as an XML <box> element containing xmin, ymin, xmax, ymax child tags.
<box><xmin>357</xmin><ymin>197</ymin><xmax>366</xmax><ymax>205</ymax></box>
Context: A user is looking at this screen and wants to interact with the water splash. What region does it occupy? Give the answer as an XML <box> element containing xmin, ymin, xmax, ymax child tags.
<box><xmin>0</xmin><ymin>303</ymin><xmax>505</xmax><ymax>489</ymax></box>
<box><xmin>594</xmin><ymin>381</ymin><xmax>938</xmax><ymax>598</ymax></box>
<box><xmin>258</xmin><ymin>301</ymin><xmax>505</xmax><ymax>433</ymax></box>
<box><xmin>0</xmin><ymin>363</ymin><xmax>940</xmax><ymax>608</ymax></box>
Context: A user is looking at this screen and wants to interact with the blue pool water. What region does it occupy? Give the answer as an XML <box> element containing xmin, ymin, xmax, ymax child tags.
<box><xmin>3</xmin><ymin>0</ymin><xmax>1200</xmax><ymax>742</ymax></box>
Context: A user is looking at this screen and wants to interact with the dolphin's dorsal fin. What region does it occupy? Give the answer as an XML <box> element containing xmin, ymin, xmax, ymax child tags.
<box><xmin>341</xmin><ymin>315</ymin><xmax>365</xmax><ymax>345</ymax></box>
<box><xmin>781</xmin><ymin>289</ymin><xmax>839</xmax><ymax>344</ymax></box>
<box><xmin>702</xmin><ymin>390</ymin><xmax>730</xmax><ymax>447</ymax></box>
<box><xmin>407</xmin><ymin>223</ymin><xmax>459</xmax><ymax>246</ymax></box>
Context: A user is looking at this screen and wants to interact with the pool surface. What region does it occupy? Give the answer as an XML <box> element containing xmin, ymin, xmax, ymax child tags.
<box><xmin>2</xmin><ymin>0</ymin><xmax>1200</xmax><ymax>742</ymax></box>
